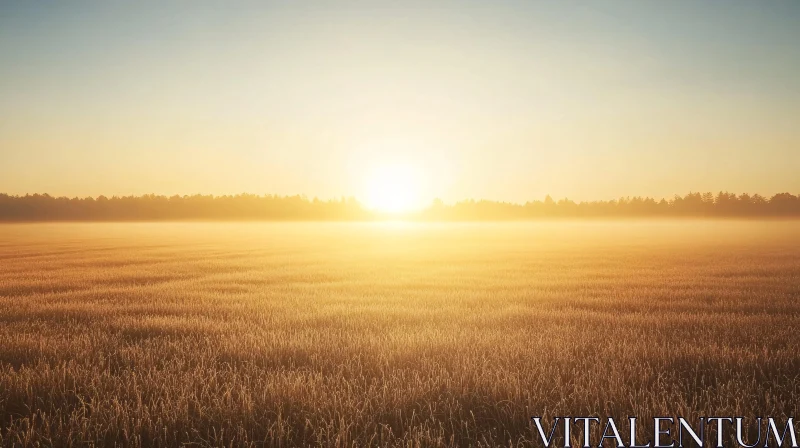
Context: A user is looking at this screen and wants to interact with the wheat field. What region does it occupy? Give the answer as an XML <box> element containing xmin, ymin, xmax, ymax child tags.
<box><xmin>0</xmin><ymin>222</ymin><xmax>798</xmax><ymax>447</ymax></box>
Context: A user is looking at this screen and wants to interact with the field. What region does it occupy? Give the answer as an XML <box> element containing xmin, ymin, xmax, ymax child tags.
<box><xmin>1</xmin><ymin>222</ymin><xmax>799</xmax><ymax>447</ymax></box>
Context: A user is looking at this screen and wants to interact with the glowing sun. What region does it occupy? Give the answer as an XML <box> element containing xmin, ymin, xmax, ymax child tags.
<box><xmin>364</xmin><ymin>164</ymin><xmax>422</xmax><ymax>213</ymax></box>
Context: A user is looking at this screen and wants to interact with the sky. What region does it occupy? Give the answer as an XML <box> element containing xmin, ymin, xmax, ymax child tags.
<box><xmin>1</xmin><ymin>0</ymin><xmax>799</xmax><ymax>205</ymax></box>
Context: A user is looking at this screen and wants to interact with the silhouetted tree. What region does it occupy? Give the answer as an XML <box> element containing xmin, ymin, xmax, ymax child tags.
<box><xmin>0</xmin><ymin>191</ymin><xmax>799</xmax><ymax>221</ymax></box>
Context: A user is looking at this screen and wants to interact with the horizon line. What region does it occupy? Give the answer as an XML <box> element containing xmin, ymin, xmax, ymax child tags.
<box><xmin>3</xmin><ymin>190</ymin><xmax>799</xmax><ymax>209</ymax></box>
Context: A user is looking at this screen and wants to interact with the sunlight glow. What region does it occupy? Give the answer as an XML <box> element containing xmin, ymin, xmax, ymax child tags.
<box><xmin>364</xmin><ymin>164</ymin><xmax>423</xmax><ymax>213</ymax></box>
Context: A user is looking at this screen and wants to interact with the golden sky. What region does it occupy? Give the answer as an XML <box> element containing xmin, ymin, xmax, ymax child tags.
<box><xmin>1</xmin><ymin>1</ymin><xmax>799</xmax><ymax>207</ymax></box>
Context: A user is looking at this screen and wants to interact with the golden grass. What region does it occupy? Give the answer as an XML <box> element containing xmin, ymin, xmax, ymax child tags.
<box><xmin>0</xmin><ymin>222</ymin><xmax>798</xmax><ymax>447</ymax></box>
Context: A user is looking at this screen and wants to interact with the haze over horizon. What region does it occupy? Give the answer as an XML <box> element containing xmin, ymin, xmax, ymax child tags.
<box><xmin>2</xmin><ymin>1</ymin><xmax>799</xmax><ymax>207</ymax></box>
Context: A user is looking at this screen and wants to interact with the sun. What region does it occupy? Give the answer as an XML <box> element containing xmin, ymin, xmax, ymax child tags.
<box><xmin>364</xmin><ymin>163</ymin><xmax>422</xmax><ymax>213</ymax></box>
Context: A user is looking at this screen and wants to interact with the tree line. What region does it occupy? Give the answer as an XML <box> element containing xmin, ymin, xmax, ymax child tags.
<box><xmin>1</xmin><ymin>192</ymin><xmax>799</xmax><ymax>221</ymax></box>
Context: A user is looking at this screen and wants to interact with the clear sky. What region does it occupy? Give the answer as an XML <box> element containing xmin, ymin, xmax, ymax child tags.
<box><xmin>1</xmin><ymin>0</ymin><xmax>799</xmax><ymax>205</ymax></box>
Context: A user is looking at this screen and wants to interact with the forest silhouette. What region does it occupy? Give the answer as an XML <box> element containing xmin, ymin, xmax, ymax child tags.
<box><xmin>1</xmin><ymin>192</ymin><xmax>799</xmax><ymax>221</ymax></box>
